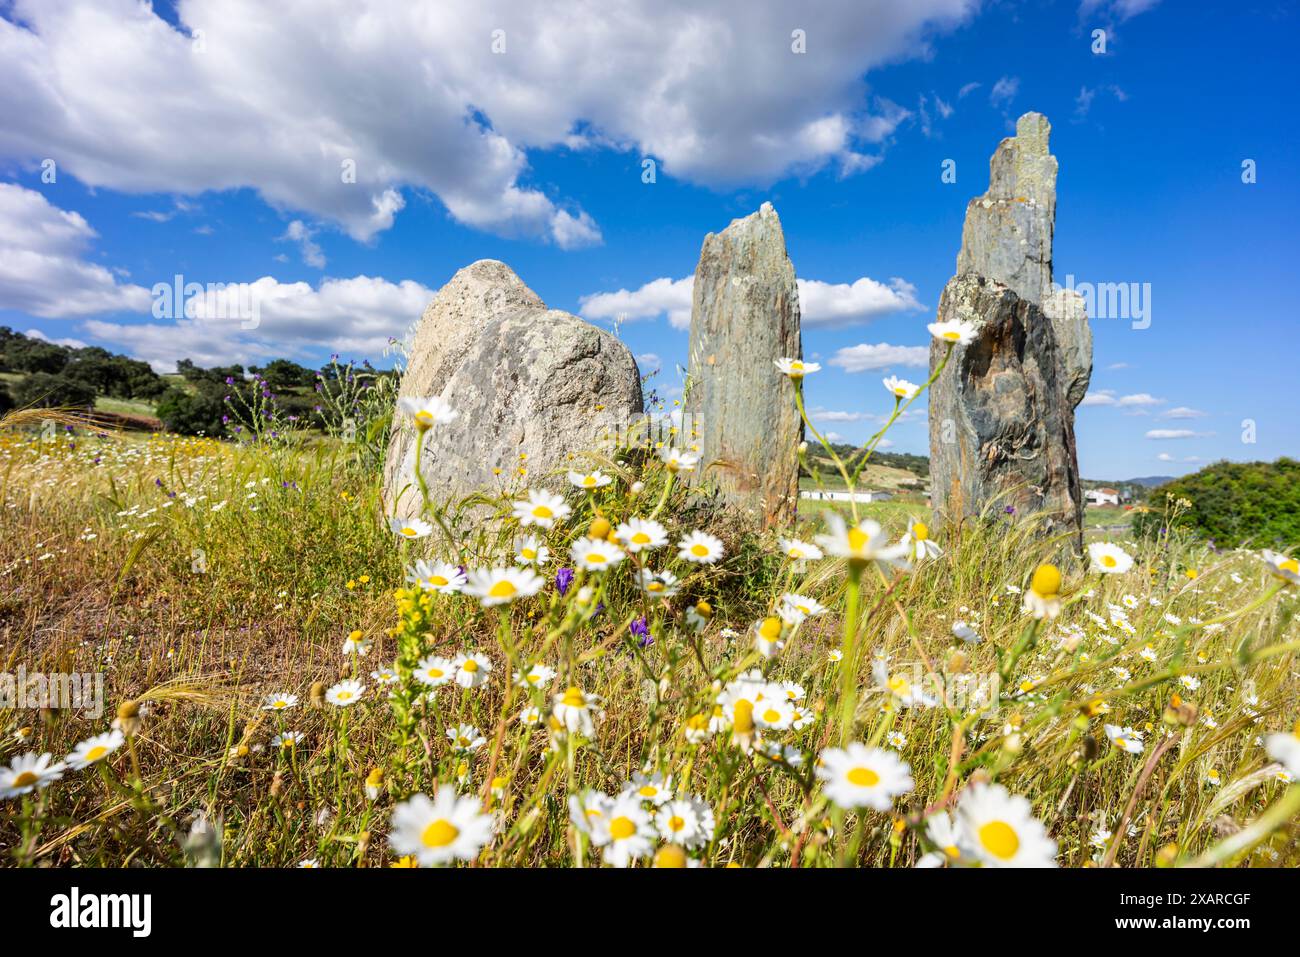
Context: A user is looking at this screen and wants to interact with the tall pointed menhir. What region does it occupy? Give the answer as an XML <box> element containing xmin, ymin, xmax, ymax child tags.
<box><xmin>928</xmin><ymin>113</ymin><xmax>1092</xmax><ymax>551</ymax></box>
<box><xmin>685</xmin><ymin>202</ymin><xmax>802</xmax><ymax>528</ymax></box>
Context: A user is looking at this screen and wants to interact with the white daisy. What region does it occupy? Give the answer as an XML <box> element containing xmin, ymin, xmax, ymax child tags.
<box><xmin>512</xmin><ymin>489</ymin><xmax>571</xmax><ymax>529</ymax></box>
<box><xmin>1261</xmin><ymin>550</ymin><xmax>1300</xmax><ymax>586</ymax></box>
<box><xmin>389</xmin><ymin>516</ymin><xmax>434</xmax><ymax>540</ymax></box>
<box><xmin>262</xmin><ymin>693</ymin><xmax>299</xmax><ymax>711</ymax></box>
<box><xmin>464</xmin><ymin>566</ymin><xmax>545</xmax><ymax>606</ymax></box>
<box><xmin>413</xmin><ymin>654</ymin><xmax>455</xmax><ymax>688</ymax></box>
<box><xmin>446</xmin><ymin>724</ymin><xmax>486</xmax><ymax>753</ymax></box>
<box><xmin>1265</xmin><ymin>721</ymin><xmax>1300</xmax><ymax>775</ymax></box>
<box><xmin>406</xmin><ymin>559</ymin><xmax>467</xmax><ymax>594</ymax></box>
<box><xmin>1022</xmin><ymin>563</ymin><xmax>1063</xmax><ymax>620</ymax></box>
<box><xmin>814</xmin><ymin>513</ymin><xmax>908</xmax><ymax>571</ymax></box>
<box><xmin>325</xmin><ymin>679</ymin><xmax>365</xmax><ymax>707</ymax></box>
<box><xmin>677</xmin><ymin>530</ymin><xmax>725</xmax><ymax>564</ymax></box>
<box><xmin>590</xmin><ymin>796</ymin><xmax>655</xmax><ymax>867</ymax></box>
<box><xmin>552</xmin><ymin>686</ymin><xmax>601</xmax><ymax>737</ymax></box>
<box><xmin>882</xmin><ymin>375</ymin><xmax>920</xmax><ymax>400</ymax></box>
<box><xmin>65</xmin><ymin>730</ymin><xmax>125</xmax><ymax>770</ymax></box>
<box><xmin>571</xmin><ymin>537</ymin><xmax>626</xmax><ymax>572</ymax></box>
<box><xmin>567</xmin><ymin>469</ymin><xmax>613</xmax><ymax>490</ymax></box>
<box><xmin>779</xmin><ymin>538</ymin><xmax>824</xmax><ymax>561</ymax></box>
<box><xmin>901</xmin><ymin>517</ymin><xmax>942</xmax><ymax>561</ymax></box>
<box><xmin>1104</xmin><ymin>724</ymin><xmax>1145</xmax><ymax>755</ymax></box>
<box><xmin>1088</xmin><ymin>542</ymin><xmax>1134</xmax><ymax>575</ymax></box>
<box><xmin>452</xmin><ymin>652</ymin><xmax>492</xmax><ymax>689</ymax></box>
<box><xmin>514</xmin><ymin>535</ymin><xmax>550</xmax><ymax>566</ymax></box>
<box><xmin>816</xmin><ymin>743</ymin><xmax>914</xmax><ymax>811</ymax></box>
<box><xmin>513</xmin><ymin>663</ymin><xmax>557</xmax><ymax>689</ymax></box>
<box><xmin>951</xmin><ymin>621</ymin><xmax>981</xmax><ymax>644</ymax></box>
<box><xmin>774</xmin><ymin>357</ymin><xmax>821</xmax><ymax>379</ymax></box>
<box><xmin>654</xmin><ymin>797</ymin><xmax>713</xmax><ymax>849</ymax></box>
<box><xmin>637</xmin><ymin>568</ymin><xmax>681</xmax><ymax>599</ymax></box>
<box><xmin>568</xmin><ymin>789</ymin><xmax>614</xmax><ymax>836</ymax></box>
<box><xmin>388</xmin><ymin>790</ymin><xmax>494</xmax><ymax>866</ymax></box>
<box><xmin>956</xmin><ymin>782</ymin><xmax>1058</xmax><ymax>868</ymax></box>
<box><xmin>778</xmin><ymin>592</ymin><xmax>827</xmax><ymax>624</ymax></box>
<box><xmin>0</xmin><ymin>752</ymin><xmax>64</xmax><ymax>799</ymax></box>
<box><xmin>659</xmin><ymin>447</ymin><xmax>699</xmax><ymax>472</ymax></box>
<box><xmin>615</xmin><ymin>517</ymin><xmax>669</xmax><ymax>553</ymax></box>
<box><xmin>927</xmin><ymin>318</ymin><xmax>978</xmax><ymax>345</ymax></box>
<box><xmin>753</xmin><ymin>697</ymin><xmax>795</xmax><ymax>731</ymax></box>
<box><xmin>397</xmin><ymin>396</ymin><xmax>457</xmax><ymax>431</ymax></box>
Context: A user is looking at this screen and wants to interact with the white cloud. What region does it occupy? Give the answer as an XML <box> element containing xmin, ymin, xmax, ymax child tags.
<box><xmin>1079</xmin><ymin>0</ymin><xmax>1162</xmax><ymax>23</ymax></box>
<box><xmin>1145</xmin><ymin>429</ymin><xmax>1213</xmax><ymax>440</ymax></box>
<box><xmin>828</xmin><ymin>342</ymin><xmax>929</xmax><ymax>373</ymax></box>
<box><xmin>957</xmin><ymin>81</ymin><xmax>981</xmax><ymax>98</ymax></box>
<box><xmin>280</xmin><ymin>221</ymin><xmax>325</xmax><ymax>269</ymax></box>
<box><xmin>26</xmin><ymin>327</ymin><xmax>87</xmax><ymax>349</ymax></box>
<box><xmin>636</xmin><ymin>352</ymin><xmax>662</xmax><ymax>370</ymax></box>
<box><xmin>1157</xmin><ymin>452</ymin><xmax>1201</xmax><ymax>463</ymax></box>
<box><xmin>797</xmin><ymin>277</ymin><xmax>924</xmax><ymax>326</ymax></box>
<box><xmin>989</xmin><ymin>76</ymin><xmax>1019</xmax><ymax>108</ymax></box>
<box><xmin>579</xmin><ymin>273</ymin><xmax>923</xmax><ymax>330</ymax></box>
<box><xmin>811</xmin><ymin>409</ymin><xmax>869</xmax><ymax>422</ymax></box>
<box><xmin>0</xmin><ymin>183</ymin><xmax>151</xmax><ymax>317</ymax></box>
<box><xmin>579</xmin><ymin>276</ymin><xmax>695</xmax><ymax>330</ymax></box>
<box><xmin>1080</xmin><ymin>389</ymin><xmax>1163</xmax><ymax>408</ymax></box>
<box><xmin>82</xmin><ymin>275</ymin><xmax>434</xmax><ymax>372</ymax></box>
<box><xmin>0</xmin><ymin>0</ymin><xmax>977</xmax><ymax>243</ymax></box>
<box><xmin>1160</xmin><ymin>406</ymin><xmax>1207</xmax><ymax>419</ymax></box>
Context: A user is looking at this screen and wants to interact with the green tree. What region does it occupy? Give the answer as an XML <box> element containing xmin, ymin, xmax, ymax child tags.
<box><xmin>1133</xmin><ymin>458</ymin><xmax>1300</xmax><ymax>548</ymax></box>
<box><xmin>9</xmin><ymin>372</ymin><xmax>97</xmax><ymax>409</ymax></box>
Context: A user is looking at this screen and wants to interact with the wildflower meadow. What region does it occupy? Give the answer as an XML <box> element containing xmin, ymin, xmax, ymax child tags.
<box><xmin>3</xmin><ymin>337</ymin><xmax>1297</xmax><ymax>872</ymax></box>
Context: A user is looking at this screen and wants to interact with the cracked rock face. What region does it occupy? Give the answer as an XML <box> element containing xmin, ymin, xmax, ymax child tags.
<box><xmin>930</xmin><ymin>114</ymin><xmax>1090</xmax><ymax>547</ymax></box>
<box><xmin>383</xmin><ymin>260</ymin><xmax>642</xmax><ymax>514</ymax></box>
<box><xmin>685</xmin><ymin>202</ymin><xmax>802</xmax><ymax>528</ymax></box>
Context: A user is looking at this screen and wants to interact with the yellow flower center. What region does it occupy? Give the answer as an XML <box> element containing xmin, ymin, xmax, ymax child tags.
<box><xmin>585</xmin><ymin>552</ymin><xmax>607</xmax><ymax>565</ymax></box>
<box><xmin>609</xmin><ymin>816</ymin><xmax>636</xmax><ymax>840</ymax></box>
<box><xmin>421</xmin><ymin>819</ymin><xmax>459</xmax><ymax>848</ymax></box>
<box><xmin>583</xmin><ymin>476</ymin><xmax>597</xmax><ymax>487</ymax></box>
<box><xmin>488</xmin><ymin>580</ymin><xmax>517</xmax><ymax>599</ymax></box>
<box><xmin>414</xmin><ymin>410</ymin><xmax>433</xmax><ymax>426</ymax></box>
<box><xmin>12</xmin><ymin>771</ymin><xmax>38</xmax><ymax>788</ymax></box>
<box><xmin>1280</xmin><ymin>558</ymin><xmax>1299</xmax><ymax>576</ymax></box>
<box><xmin>631</xmin><ymin>532</ymin><xmax>651</xmax><ymax>544</ymax></box>
<box><xmin>638</xmin><ymin>785</ymin><xmax>658</xmax><ymax>798</ymax></box>
<box><xmin>400</xmin><ymin>527</ymin><xmax>418</xmax><ymax>537</ymax></box>
<box><xmin>1101</xmin><ymin>555</ymin><xmax>1117</xmax><ymax>568</ymax></box>
<box><xmin>733</xmin><ymin>699</ymin><xmax>755</xmax><ymax>734</ymax></box>
<box><xmin>337</xmin><ymin>690</ymin><xmax>352</xmax><ymax>701</ymax></box>
<box><xmin>942</xmin><ymin>330</ymin><xmax>961</xmax><ymax>341</ymax></box>
<box><xmin>428</xmin><ymin>575</ymin><xmax>448</xmax><ymax>586</ymax></box>
<box><xmin>426</xmin><ymin>667</ymin><xmax>444</xmax><ymax>679</ymax></box>
<box><xmin>847</xmin><ymin>526</ymin><xmax>869</xmax><ymax>553</ymax></box>
<box><xmin>944</xmin><ymin>844</ymin><xmax>961</xmax><ymax>859</ymax></box>
<box><xmin>462</xmin><ymin>659</ymin><xmax>479</xmax><ymax>672</ymax></box>
<box><xmin>647</xmin><ymin>581</ymin><xmax>664</xmax><ymax>592</ymax></box>
<box><xmin>690</xmin><ymin>543</ymin><xmax>709</xmax><ymax>557</ymax></box>
<box><xmin>561</xmin><ymin>687</ymin><xmax>586</xmax><ymax>708</ymax></box>
<box><xmin>759</xmin><ymin>617</ymin><xmax>782</xmax><ymax>640</ymax></box>
<box><xmin>84</xmin><ymin>746</ymin><xmax>108</xmax><ymax>762</ymax></box>
<box><xmin>911</xmin><ymin>522</ymin><xmax>929</xmax><ymax>541</ymax></box>
<box><xmin>847</xmin><ymin>767</ymin><xmax>880</xmax><ymax>787</ymax></box>
<box><xmin>978</xmin><ymin>820</ymin><xmax>1020</xmax><ymax>859</ymax></box>
<box><xmin>762</xmin><ymin>708</ymin><xmax>782</xmax><ymax>724</ymax></box>
<box><xmin>521</xmin><ymin>548</ymin><xmax>536</xmax><ymax>560</ymax></box>
<box><xmin>1030</xmin><ymin>563</ymin><xmax>1061</xmax><ymax>597</ymax></box>
<box><xmin>532</xmin><ymin>505</ymin><xmax>553</xmax><ymax>519</ymax></box>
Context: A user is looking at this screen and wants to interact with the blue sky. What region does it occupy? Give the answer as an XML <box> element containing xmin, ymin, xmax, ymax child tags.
<box><xmin>1</xmin><ymin>0</ymin><xmax>1295</xmax><ymax>480</ymax></box>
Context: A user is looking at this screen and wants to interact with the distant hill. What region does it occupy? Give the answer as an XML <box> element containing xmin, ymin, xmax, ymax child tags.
<box><xmin>1121</xmin><ymin>475</ymin><xmax>1175</xmax><ymax>488</ymax></box>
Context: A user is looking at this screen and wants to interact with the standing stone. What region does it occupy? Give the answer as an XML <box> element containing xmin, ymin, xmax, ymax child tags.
<box><xmin>929</xmin><ymin>113</ymin><xmax>1090</xmax><ymax>549</ymax></box>
<box><xmin>685</xmin><ymin>202</ymin><xmax>802</xmax><ymax>528</ymax></box>
<box><xmin>383</xmin><ymin>261</ymin><xmax>642</xmax><ymax>516</ymax></box>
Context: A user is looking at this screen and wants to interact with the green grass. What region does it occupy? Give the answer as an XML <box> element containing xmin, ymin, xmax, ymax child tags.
<box><xmin>1</xmin><ymin>417</ymin><xmax>1297</xmax><ymax>870</ymax></box>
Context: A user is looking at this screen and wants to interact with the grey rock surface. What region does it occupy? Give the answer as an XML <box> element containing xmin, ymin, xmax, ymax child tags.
<box><xmin>927</xmin><ymin>275</ymin><xmax>1084</xmax><ymax>549</ymax></box>
<box><xmin>685</xmin><ymin>202</ymin><xmax>802</xmax><ymax>528</ymax></box>
<box><xmin>956</xmin><ymin>112</ymin><xmax>1092</xmax><ymax>408</ymax></box>
<box><xmin>930</xmin><ymin>113</ymin><xmax>1091</xmax><ymax>548</ymax></box>
<box><xmin>383</xmin><ymin>261</ymin><xmax>641</xmax><ymax>514</ymax></box>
